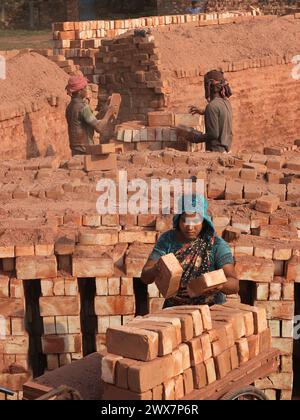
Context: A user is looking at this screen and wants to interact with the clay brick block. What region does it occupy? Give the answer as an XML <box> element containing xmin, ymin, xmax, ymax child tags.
<box><xmin>79</xmin><ymin>230</ymin><xmax>118</xmax><ymax>246</ymax></box>
<box><xmin>282</xmin><ymin>283</ymin><xmax>294</xmax><ymax>301</ymax></box>
<box><xmin>255</xmin><ymin>373</ymin><xmax>293</xmax><ymax>391</ymax></box>
<box><xmin>128</xmin><ymin>353</ymin><xmax>175</xmax><ymax>393</ymax></box>
<box><xmin>155</xmin><ymin>253</ymin><xmax>183</xmax><ymax>299</ymax></box>
<box><xmin>0</xmin><ymin>275</ymin><xmax>9</xmax><ymax>298</ymax></box>
<box><xmin>163</xmin><ymin>306</ymin><xmax>203</xmax><ymax>336</ymax></box>
<box><xmin>174</xmin><ymin>374</ymin><xmax>185</xmax><ymax>400</ymax></box>
<box><xmin>192</xmin><ymin>362</ymin><xmax>207</xmax><ymax>389</ymax></box>
<box><xmin>254</xmin><ymin>301</ymin><xmax>294</xmax><ymax>320</ymax></box>
<box><xmin>187</xmin><ymin>337</ymin><xmax>204</xmax><ymax>366</ymax></box>
<box><xmin>183</xmin><ymin>368</ymin><xmax>194</xmax><ymax>395</ymax></box>
<box><xmin>0</xmin><ymin>298</ymin><xmax>24</xmax><ymax>317</ymax></box>
<box><xmin>200</xmin><ymin>333</ymin><xmax>213</xmax><ymax>361</ymax></box>
<box><xmin>35</xmin><ymin>244</ymin><xmax>54</xmax><ymax>256</ymax></box>
<box><xmin>101</xmin><ymin>354</ymin><xmax>123</xmax><ymax>384</ymax></box>
<box><xmin>95</xmin><ymin>296</ymin><xmax>135</xmax><ymax>316</ymax></box>
<box><xmin>255</xmin><ymin>283</ymin><xmax>269</xmax><ymax>300</ymax></box>
<box><xmin>3</xmin><ymin>336</ymin><xmax>29</xmax><ymax>355</ymax></box>
<box><xmin>223</xmin><ymin>302</ymin><xmax>268</xmax><ymax>333</ymax></box>
<box><xmin>145</xmin><ymin>316</ymin><xmax>182</xmax><ymax>344</ymax></box>
<box><xmin>214</xmin><ymin>349</ymin><xmax>231</xmax><ymax>379</ymax></box>
<box><xmin>281</xmin><ymin>355</ymin><xmax>293</xmax><ymax>373</ymax></box>
<box><xmin>255</xmin><ymin>195</ymin><xmax>280</xmax><ymax>214</ymax></box>
<box><xmin>72</xmin><ymin>255</ymin><xmax>114</xmax><ymax>277</ymax></box>
<box><xmin>285</xmin><ymin>256</ymin><xmax>300</xmax><ymax>282</ymax></box>
<box><xmin>148</xmin><ymin>111</ymin><xmax>174</xmax><ymax>127</ymax></box>
<box><xmin>153</xmin><ymin>311</ymin><xmax>194</xmax><ymax>342</ymax></box>
<box><xmin>84</xmin><ymin>154</ymin><xmax>117</xmax><ymax>171</ymax></box>
<box><xmin>282</xmin><ymin>320</ymin><xmax>294</xmax><ymax>338</ymax></box>
<box><xmin>236</xmin><ymin>338</ymin><xmax>250</xmax><ymax>364</ymax></box>
<box><xmin>223</xmin><ymin>227</ymin><xmax>241</xmax><ymax>243</ymax></box>
<box><xmin>204</xmin><ymin>358</ymin><xmax>217</xmax><ymax>384</ymax></box>
<box><xmin>43</xmin><ymin>317</ymin><xmax>55</xmax><ymax>335</ymax></box>
<box><xmin>152</xmin><ymin>384</ymin><xmax>163</xmax><ymax>400</ymax></box>
<box><xmin>119</xmin><ymin>231</ymin><xmax>157</xmax><ymax>244</ymax></box>
<box><xmin>272</xmin><ymin>338</ymin><xmax>293</xmax><ymax>355</ymax></box>
<box><xmin>163</xmin><ymin>378</ymin><xmax>175</xmax><ymax>400</ymax></box>
<box><xmin>103</xmin><ymin>383</ymin><xmax>152</xmax><ymax>400</ymax></box>
<box><xmin>259</xmin><ymin>328</ymin><xmax>272</xmax><ymax>353</ymax></box>
<box><xmin>16</xmin><ymin>256</ymin><xmax>57</xmax><ymax>280</ymax></box>
<box><xmin>179</xmin><ymin>343</ymin><xmax>191</xmax><ymax>370</ymax></box>
<box><xmin>225</xmin><ymin>180</ymin><xmax>243</xmax><ymax>200</ymax></box>
<box><xmin>106</xmin><ymin>326</ymin><xmax>158</xmax><ymax>361</ymax></box>
<box><xmin>39</xmin><ymin>296</ymin><xmax>80</xmax><ymax>317</ymax></box>
<box><xmin>15</xmin><ymin>245</ymin><xmax>35</xmax><ymax>257</ymax></box>
<box><xmin>202</xmin><ymin>269</ymin><xmax>227</xmax><ymax>288</ymax></box>
<box><xmin>234</xmin><ymin>256</ymin><xmax>274</xmax><ymax>282</ymax></box>
<box><xmin>42</xmin><ymin>334</ymin><xmax>82</xmax><ymax>354</ymax></box>
<box><xmin>129</xmin><ymin>320</ymin><xmax>178</xmax><ymax>356</ymax></box>
<box><xmin>85</xmin><ymin>144</ymin><xmax>116</xmax><ymax>155</ymax></box>
<box><xmin>0</xmin><ymin>246</ymin><xmax>14</xmax><ymax>258</ymax></box>
<box><xmin>174</xmin><ymin>114</ymin><xmax>201</xmax><ymax>127</ymax></box>
<box><xmin>207</xmin><ymin>177</ymin><xmax>225</xmax><ymax>199</ymax></box>
<box><xmin>269</xmin><ymin>283</ymin><xmax>281</xmax><ymax>301</ymax></box>
<box><xmin>230</xmin><ymin>345</ymin><xmax>239</xmax><ymax>370</ymax></box>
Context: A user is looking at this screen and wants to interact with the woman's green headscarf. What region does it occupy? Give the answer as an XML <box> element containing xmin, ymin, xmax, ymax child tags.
<box><xmin>172</xmin><ymin>194</ymin><xmax>214</xmax><ymax>232</ymax></box>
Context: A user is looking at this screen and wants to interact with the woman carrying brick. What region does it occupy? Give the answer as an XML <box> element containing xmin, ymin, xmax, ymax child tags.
<box><xmin>141</xmin><ymin>194</ymin><xmax>239</xmax><ymax>308</ymax></box>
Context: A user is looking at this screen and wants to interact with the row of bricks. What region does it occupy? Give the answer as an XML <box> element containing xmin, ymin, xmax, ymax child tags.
<box><xmin>1</xmin><ymin>249</ymin><xmax>300</xmax><ymax>282</ymax></box>
<box><xmin>52</xmin><ymin>11</ymin><xmax>254</xmax><ymax>36</ymax></box>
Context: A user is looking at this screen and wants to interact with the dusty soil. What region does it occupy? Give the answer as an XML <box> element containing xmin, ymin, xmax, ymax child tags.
<box><xmin>0</xmin><ymin>51</ymin><xmax>69</xmax><ymax>109</ymax></box>
<box><xmin>153</xmin><ymin>16</ymin><xmax>300</xmax><ymax>72</ymax></box>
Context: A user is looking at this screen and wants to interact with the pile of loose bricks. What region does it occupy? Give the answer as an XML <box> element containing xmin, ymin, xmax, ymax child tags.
<box><xmin>0</xmin><ymin>140</ymin><xmax>299</xmax><ymax>399</ymax></box>
<box><xmin>101</xmin><ymin>302</ymin><xmax>271</xmax><ymax>400</ymax></box>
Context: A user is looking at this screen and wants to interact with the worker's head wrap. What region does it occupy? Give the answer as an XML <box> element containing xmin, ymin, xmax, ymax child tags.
<box><xmin>204</xmin><ymin>70</ymin><xmax>232</xmax><ymax>100</ymax></box>
<box><xmin>66</xmin><ymin>75</ymin><xmax>88</xmax><ymax>96</ymax></box>
<box><xmin>173</xmin><ymin>194</ymin><xmax>214</xmax><ymax>233</ymax></box>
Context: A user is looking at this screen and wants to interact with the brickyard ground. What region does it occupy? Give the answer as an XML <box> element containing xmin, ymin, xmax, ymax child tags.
<box><xmin>0</xmin><ymin>10</ymin><xmax>300</xmax><ymax>401</ymax></box>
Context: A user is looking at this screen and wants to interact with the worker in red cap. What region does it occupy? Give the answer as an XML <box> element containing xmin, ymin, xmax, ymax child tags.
<box><xmin>65</xmin><ymin>74</ymin><xmax>120</xmax><ymax>156</ymax></box>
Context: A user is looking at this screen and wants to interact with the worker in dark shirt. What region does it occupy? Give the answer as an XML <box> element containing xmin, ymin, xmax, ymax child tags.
<box><xmin>65</xmin><ymin>75</ymin><xmax>120</xmax><ymax>156</ymax></box>
<box><xmin>177</xmin><ymin>70</ymin><xmax>233</xmax><ymax>153</ymax></box>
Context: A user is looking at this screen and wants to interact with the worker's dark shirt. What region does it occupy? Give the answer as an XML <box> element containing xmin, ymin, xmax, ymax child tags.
<box><xmin>195</xmin><ymin>97</ymin><xmax>233</xmax><ymax>152</ymax></box>
<box><xmin>66</xmin><ymin>97</ymin><xmax>96</xmax><ymax>151</ymax></box>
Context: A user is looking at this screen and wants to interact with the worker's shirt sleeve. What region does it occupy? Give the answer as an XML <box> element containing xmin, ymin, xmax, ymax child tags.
<box><xmin>148</xmin><ymin>232</ymin><xmax>172</xmax><ymax>261</ymax></box>
<box><xmin>80</xmin><ymin>104</ymin><xmax>98</xmax><ymax>127</ymax></box>
<box><xmin>213</xmin><ymin>236</ymin><xmax>234</xmax><ymax>269</ymax></box>
<box><xmin>205</xmin><ymin>104</ymin><xmax>220</xmax><ymax>142</ymax></box>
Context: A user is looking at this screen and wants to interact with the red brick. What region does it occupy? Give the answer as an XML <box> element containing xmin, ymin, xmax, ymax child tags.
<box><xmin>214</xmin><ymin>349</ymin><xmax>231</xmax><ymax>379</ymax></box>
<box><xmin>0</xmin><ymin>298</ymin><xmax>24</xmax><ymax>317</ymax></box>
<box><xmin>128</xmin><ymin>353</ymin><xmax>175</xmax><ymax>393</ymax></box>
<box><xmin>101</xmin><ymin>354</ymin><xmax>123</xmax><ymax>384</ymax></box>
<box><xmin>236</xmin><ymin>338</ymin><xmax>249</xmax><ymax>364</ymax></box>
<box><xmin>84</xmin><ymin>154</ymin><xmax>117</xmax><ymax>171</ymax></box>
<box><xmin>204</xmin><ymin>358</ymin><xmax>217</xmax><ymax>384</ymax></box>
<box><xmin>183</xmin><ymin>368</ymin><xmax>194</xmax><ymax>395</ymax></box>
<box><xmin>229</xmin><ymin>345</ymin><xmax>239</xmax><ymax>370</ymax></box>
<box><xmin>153</xmin><ymin>311</ymin><xmax>194</xmax><ymax>342</ymax></box>
<box><xmin>192</xmin><ymin>362</ymin><xmax>207</xmax><ymax>389</ymax></box>
<box><xmin>39</xmin><ymin>296</ymin><xmax>80</xmax><ymax>317</ymax></box>
<box><xmin>259</xmin><ymin>328</ymin><xmax>272</xmax><ymax>353</ymax></box>
<box><xmin>223</xmin><ymin>302</ymin><xmax>268</xmax><ymax>334</ymax></box>
<box><xmin>163</xmin><ymin>306</ymin><xmax>203</xmax><ymax>336</ymax></box>
<box><xmin>42</xmin><ymin>334</ymin><xmax>82</xmax><ymax>354</ymax></box>
<box><xmin>16</xmin><ymin>255</ymin><xmax>57</xmax><ymax>280</ymax></box>
<box><xmin>148</xmin><ymin>111</ymin><xmax>174</xmax><ymax>127</ymax></box>
<box><xmin>155</xmin><ymin>253</ymin><xmax>183</xmax><ymax>299</ymax></box>
<box><xmin>72</xmin><ymin>255</ymin><xmax>114</xmax><ymax>278</ymax></box>
<box><xmin>255</xmin><ymin>301</ymin><xmax>294</xmax><ymax>320</ymax></box>
<box><xmin>95</xmin><ymin>296</ymin><xmax>135</xmax><ymax>316</ymax></box>
<box><xmin>234</xmin><ymin>256</ymin><xmax>274</xmax><ymax>282</ymax></box>
<box><xmin>255</xmin><ymin>195</ymin><xmax>280</xmax><ymax>213</ymax></box>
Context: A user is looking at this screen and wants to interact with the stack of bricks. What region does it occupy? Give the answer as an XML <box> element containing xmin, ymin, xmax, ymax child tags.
<box><xmin>39</xmin><ymin>276</ymin><xmax>82</xmax><ymax>371</ymax></box>
<box><xmin>51</xmin><ymin>11</ymin><xmax>254</xmax><ymax>83</ymax></box>
<box><xmin>0</xmin><ymin>275</ymin><xmax>29</xmax><ymax>399</ymax></box>
<box><xmin>100</xmin><ymin>302</ymin><xmax>271</xmax><ymax>399</ymax></box>
<box><xmin>234</xmin><ymin>251</ymin><xmax>298</xmax><ymax>399</ymax></box>
<box><xmin>115</xmin><ymin>111</ymin><xmax>205</xmax><ymax>152</ymax></box>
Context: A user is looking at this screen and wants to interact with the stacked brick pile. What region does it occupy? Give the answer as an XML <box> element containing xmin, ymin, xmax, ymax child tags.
<box><xmin>0</xmin><ymin>275</ymin><xmax>29</xmax><ymax>399</ymax></box>
<box><xmin>101</xmin><ymin>302</ymin><xmax>271</xmax><ymax>399</ymax></box>
<box><xmin>51</xmin><ymin>11</ymin><xmax>254</xmax><ymax>77</ymax></box>
<box><xmin>114</xmin><ymin>112</ymin><xmax>205</xmax><ymax>153</ymax></box>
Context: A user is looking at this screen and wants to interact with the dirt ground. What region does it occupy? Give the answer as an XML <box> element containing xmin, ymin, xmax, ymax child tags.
<box><xmin>0</xmin><ymin>29</ymin><xmax>52</xmax><ymax>51</ymax></box>
<box><xmin>153</xmin><ymin>15</ymin><xmax>300</xmax><ymax>72</ymax></box>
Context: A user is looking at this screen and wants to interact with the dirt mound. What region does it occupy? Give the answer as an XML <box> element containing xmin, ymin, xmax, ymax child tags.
<box><xmin>153</xmin><ymin>16</ymin><xmax>300</xmax><ymax>72</ymax></box>
<box><xmin>0</xmin><ymin>51</ymin><xmax>69</xmax><ymax>109</ymax></box>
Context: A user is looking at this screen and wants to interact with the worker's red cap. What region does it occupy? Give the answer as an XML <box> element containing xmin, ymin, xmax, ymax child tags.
<box><xmin>66</xmin><ymin>75</ymin><xmax>88</xmax><ymax>94</ymax></box>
